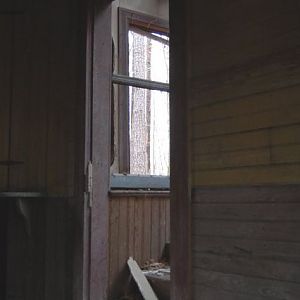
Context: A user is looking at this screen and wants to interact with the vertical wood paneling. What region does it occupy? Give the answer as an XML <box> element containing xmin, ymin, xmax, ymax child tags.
<box><xmin>134</xmin><ymin>197</ymin><xmax>143</xmax><ymax>264</ymax></box>
<box><xmin>0</xmin><ymin>16</ymin><xmax>12</xmax><ymax>190</ymax></box>
<box><xmin>109</xmin><ymin>197</ymin><xmax>120</xmax><ymax>293</ymax></box>
<box><xmin>142</xmin><ymin>198</ymin><xmax>152</xmax><ymax>263</ymax></box>
<box><xmin>0</xmin><ymin>200</ymin><xmax>8</xmax><ymax>299</ymax></box>
<box><xmin>46</xmin><ymin>0</ymin><xmax>76</xmax><ymax>197</ymax></box>
<box><xmin>0</xmin><ymin>0</ymin><xmax>79</xmax><ymax>196</ymax></box>
<box><xmin>108</xmin><ymin>194</ymin><xmax>170</xmax><ymax>299</ymax></box>
<box><xmin>9</xmin><ymin>5</ymin><xmax>48</xmax><ymax>192</ymax></box>
<box><xmin>1</xmin><ymin>0</ymin><xmax>87</xmax><ymax>299</ymax></box>
<box><xmin>127</xmin><ymin>197</ymin><xmax>135</xmax><ymax>257</ymax></box>
<box><xmin>118</xmin><ymin>198</ymin><xmax>129</xmax><ymax>269</ymax></box>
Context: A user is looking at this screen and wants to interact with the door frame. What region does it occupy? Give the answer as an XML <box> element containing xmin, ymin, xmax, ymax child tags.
<box><xmin>84</xmin><ymin>0</ymin><xmax>111</xmax><ymax>299</ymax></box>
<box><xmin>170</xmin><ymin>0</ymin><xmax>192</xmax><ymax>299</ymax></box>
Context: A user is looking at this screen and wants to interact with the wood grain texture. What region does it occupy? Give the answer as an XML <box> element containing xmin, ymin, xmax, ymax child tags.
<box><xmin>192</xmin><ymin>186</ymin><xmax>300</xmax><ymax>299</ymax></box>
<box><xmin>0</xmin><ymin>15</ymin><xmax>12</xmax><ymax>191</ymax></box>
<box><xmin>0</xmin><ymin>200</ymin><xmax>8</xmax><ymax>299</ymax></box>
<box><xmin>9</xmin><ymin>4</ymin><xmax>48</xmax><ymax>192</ymax></box>
<box><xmin>188</xmin><ymin>0</ymin><xmax>300</xmax><ymax>187</ymax></box>
<box><xmin>0</xmin><ymin>0</ymin><xmax>80</xmax><ymax>196</ymax></box>
<box><xmin>88</xmin><ymin>1</ymin><xmax>111</xmax><ymax>299</ymax></box>
<box><xmin>108</xmin><ymin>194</ymin><xmax>170</xmax><ymax>300</ymax></box>
<box><xmin>170</xmin><ymin>0</ymin><xmax>191</xmax><ymax>299</ymax></box>
<box><xmin>193</xmin><ymin>269</ymin><xmax>300</xmax><ymax>300</ymax></box>
<box><xmin>1</xmin><ymin>0</ymin><xmax>89</xmax><ymax>300</ymax></box>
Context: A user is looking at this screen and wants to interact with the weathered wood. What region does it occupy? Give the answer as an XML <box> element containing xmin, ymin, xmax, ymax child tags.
<box><xmin>192</xmin><ymin>123</ymin><xmax>300</xmax><ymax>163</ymax></box>
<box><xmin>9</xmin><ymin>4</ymin><xmax>48</xmax><ymax>192</ymax></box>
<box><xmin>89</xmin><ymin>2</ymin><xmax>111</xmax><ymax>300</ymax></box>
<box><xmin>193</xmin><ymin>220</ymin><xmax>300</xmax><ymax>242</ymax></box>
<box><xmin>193</xmin><ymin>163</ymin><xmax>300</xmax><ymax>186</ymax></box>
<box><xmin>0</xmin><ymin>0</ymin><xmax>27</xmax><ymax>13</ymax></box>
<box><xmin>193</xmin><ymin>251</ymin><xmax>300</xmax><ymax>284</ymax></box>
<box><xmin>192</xmin><ymin>185</ymin><xmax>300</xmax><ymax>204</ymax></box>
<box><xmin>0</xmin><ymin>200</ymin><xmax>8</xmax><ymax>299</ymax></box>
<box><xmin>191</xmin><ymin>85</ymin><xmax>300</xmax><ymax>123</ymax></box>
<box><xmin>193</xmin><ymin>105</ymin><xmax>300</xmax><ymax>139</ymax></box>
<box><xmin>193</xmin><ymin>203</ymin><xmax>300</xmax><ymax>221</ymax></box>
<box><xmin>193</xmin><ymin>236</ymin><xmax>300</xmax><ymax>263</ymax></box>
<box><xmin>190</xmin><ymin>1</ymin><xmax>300</xmax><ymax>75</ymax></box>
<box><xmin>0</xmin><ymin>15</ymin><xmax>12</xmax><ymax>191</ymax></box>
<box><xmin>193</xmin><ymin>284</ymin><xmax>279</xmax><ymax>300</ymax></box>
<box><xmin>127</xmin><ymin>257</ymin><xmax>158</xmax><ymax>300</ymax></box>
<box><xmin>151</xmin><ymin>198</ymin><xmax>160</xmax><ymax>260</ymax></box>
<box><xmin>108</xmin><ymin>195</ymin><xmax>170</xmax><ymax>299</ymax></box>
<box><xmin>193</xmin><ymin>143</ymin><xmax>300</xmax><ymax>171</ymax></box>
<box><xmin>134</xmin><ymin>196</ymin><xmax>144</xmax><ymax>264</ymax></box>
<box><xmin>193</xmin><ymin>269</ymin><xmax>300</xmax><ymax>300</ymax></box>
<box><xmin>170</xmin><ymin>0</ymin><xmax>191</xmax><ymax>299</ymax></box>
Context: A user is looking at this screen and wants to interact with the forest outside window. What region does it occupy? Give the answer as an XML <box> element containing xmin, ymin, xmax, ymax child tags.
<box><xmin>111</xmin><ymin>9</ymin><xmax>170</xmax><ymax>189</ymax></box>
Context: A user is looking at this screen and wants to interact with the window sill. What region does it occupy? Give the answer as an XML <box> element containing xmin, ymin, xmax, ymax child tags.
<box><xmin>109</xmin><ymin>189</ymin><xmax>170</xmax><ymax>198</ymax></box>
<box><xmin>110</xmin><ymin>173</ymin><xmax>170</xmax><ymax>190</ymax></box>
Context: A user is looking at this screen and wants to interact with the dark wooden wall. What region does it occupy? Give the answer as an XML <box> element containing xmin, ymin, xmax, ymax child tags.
<box><xmin>0</xmin><ymin>0</ymin><xmax>82</xmax><ymax>197</ymax></box>
<box><xmin>0</xmin><ymin>0</ymin><xmax>86</xmax><ymax>299</ymax></box>
<box><xmin>186</xmin><ymin>0</ymin><xmax>300</xmax><ymax>299</ymax></box>
<box><xmin>109</xmin><ymin>193</ymin><xmax>170</xmax><ymax>299</ymax></box>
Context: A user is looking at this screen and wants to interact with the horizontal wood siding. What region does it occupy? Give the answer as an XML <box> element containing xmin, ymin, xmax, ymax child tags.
<box><xmin>192</xmin><ymin>186</ymin><xmax>300</xmax><ymax>300</ymax></box>
<box><xmin>188</xmin><ymin>1</ymin><xmax>300</xmax><ymax>299</ymax></box>
<box><xmin>109</xmin><ymin>193</ymin><xmax>170</xmax><ymax>299</ymax></box>
<box><xmin>189</xmin><ymin>0</ymin><xmax>300</xmax><ymax>187</ymax></box>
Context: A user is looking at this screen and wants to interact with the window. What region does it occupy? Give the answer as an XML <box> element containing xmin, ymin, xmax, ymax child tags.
<box><xmin>111</xmin><ymin>9</ymin><xmax>170</xmax><ymax>189</ymax></box>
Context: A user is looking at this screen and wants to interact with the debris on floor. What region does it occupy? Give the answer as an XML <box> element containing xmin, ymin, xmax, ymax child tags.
<box><xmin>142</xmin><ymin>262</ymin><xmax>170</xmax><ymax>300</ymax></box>
<box><xmin>127</xmin><ymin>257</ymin><xmax>158</xmax><ymax>300</ymax></box>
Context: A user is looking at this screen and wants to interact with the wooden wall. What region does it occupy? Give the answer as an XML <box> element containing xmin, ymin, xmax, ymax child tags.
<box><xmin>0</xmin><ymin>0</ymin><xmax>82</xmax><ymax>197</ymax></box>
<box><xmin>0</xmin><ymin>0</ymin><xmax>86</xmax><ymax>299</ymax></box>
<box><xmin>109</xmin><ymin>193</ymin><xmax>170</xmax><ymax>299</ymax></box>
<box><xmin>186</xmin><ymin>0</ymin><xmax>300</xmax><ymax>299</ymax></box>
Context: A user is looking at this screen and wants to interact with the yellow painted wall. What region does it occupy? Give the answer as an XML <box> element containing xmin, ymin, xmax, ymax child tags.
<box><xmin>189</xmin><ymin>0</ymin><xmax>300</xmax><ymax>187</ymax></box>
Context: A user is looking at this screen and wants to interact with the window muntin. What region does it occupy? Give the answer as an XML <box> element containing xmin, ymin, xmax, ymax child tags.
<box><xmin>127</xmin><ymin>28</ymin><xmax>169</xmax><ymax>176</ymax></box>
<box><xmin>112</xmin><ymin>9</ymin><xmax>170</xmax><ymax>187</ymax></box>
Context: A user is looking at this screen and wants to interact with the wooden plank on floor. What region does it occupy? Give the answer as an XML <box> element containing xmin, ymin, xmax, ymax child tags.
<box><xmin>127</xmin><ymin>257</ymin><xmax>158</xmax><ymax>300</ymax></box>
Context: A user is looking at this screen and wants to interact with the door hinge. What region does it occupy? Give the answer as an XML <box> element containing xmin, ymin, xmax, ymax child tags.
<box><xmin>86</xmin><ymin>161</ymin><xmax>93</xmax><ymax>207</ymax></box>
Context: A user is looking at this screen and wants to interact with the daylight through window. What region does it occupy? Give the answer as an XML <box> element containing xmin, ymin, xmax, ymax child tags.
<box><xmin>128</xmin><ymin>29</ymin><xmax>170</xmax><ymax>176</ymax></box>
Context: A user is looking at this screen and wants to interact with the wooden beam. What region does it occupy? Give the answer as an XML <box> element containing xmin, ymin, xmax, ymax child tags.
<box><xmin>170</xmin><ymin>0</ymin><xmax>192</xmax><ymax>299</ymax></box>
<box><xmin>89</xmin><ymin>0</ymin><xmax>111</xmax><ymax>299</ymax></box>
